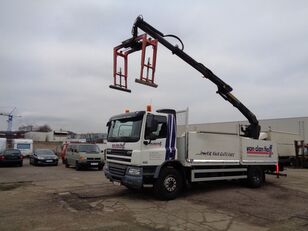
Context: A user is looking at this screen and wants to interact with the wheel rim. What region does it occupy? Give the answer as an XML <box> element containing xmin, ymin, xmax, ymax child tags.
<box><xmin>252</xmin><ymin>170</ymin><xmax>261</xmax><ymax>184</ymax></box>
<box><xmin>164</xmin><ymin>176</ymin><xmax>177</xmax><ymax>192</ymax></box>
<box><xmin>252</xmin><ymin>176</ymin><xmax>261</xmax><ymax>184</ymax></box>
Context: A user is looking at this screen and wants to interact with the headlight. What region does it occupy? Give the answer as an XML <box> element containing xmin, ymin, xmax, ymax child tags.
<box><xmin>38</xmin><ymin>156</ymin><xmax>44</xmax><ymax>160</ymax></box>
<box><xmin>127</xmin><ymin>167</ymin><xmax>141</xmax><ymax>176</ymax></box>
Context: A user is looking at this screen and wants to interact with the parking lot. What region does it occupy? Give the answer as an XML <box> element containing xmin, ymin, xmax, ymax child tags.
<box><xmin>1</xmin><ymin>161</ymin><xmax>308</xmax><ymax>231</ymax></box>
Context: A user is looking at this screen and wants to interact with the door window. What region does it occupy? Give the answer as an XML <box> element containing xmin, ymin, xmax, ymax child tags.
<box><xmin>145</xmin><ymin>115</ymin><xmax>167</xmax><ymax>140</ymax></box>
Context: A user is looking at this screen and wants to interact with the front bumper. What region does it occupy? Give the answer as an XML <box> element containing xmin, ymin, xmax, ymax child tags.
<box><xmin>104</xmin><ymin>164</ymin><xmax>143</xmax><ymax>189</ymax></box>
<box><xmin>36</xmin><ymin>159</ymin><xmax>58</xmax><ymax>165</ymax></box>
<box><xmin>79</xmin><ymin>161</ymin><xmax>104</xmax><ymax>168</ymax></box>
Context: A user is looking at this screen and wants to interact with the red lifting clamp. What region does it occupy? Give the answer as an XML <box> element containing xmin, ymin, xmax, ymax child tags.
<box><xmin>110</xmin><ymin>34</ymin><xmax>158</xmax><ymax>93</ymax></box>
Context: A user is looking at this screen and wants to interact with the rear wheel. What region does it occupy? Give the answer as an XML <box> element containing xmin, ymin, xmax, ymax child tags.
<box><xmin>154</xmin><ymin>167</ymin><xmax>183</xmax><ymax>200</ymax></box>
<box><xmin>247</xmin><ymin>166</ymin><xmax>265</xmax><ymax>188</ymax></box>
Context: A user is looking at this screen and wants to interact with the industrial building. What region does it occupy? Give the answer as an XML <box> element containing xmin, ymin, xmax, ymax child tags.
<box><xmin>24</xmin><ymin>130</ymin><xmax>69</xmax><ymax>142</ymax></box>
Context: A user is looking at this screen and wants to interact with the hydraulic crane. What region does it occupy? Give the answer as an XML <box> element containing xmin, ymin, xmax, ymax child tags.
<box><xmin>110</xmin><ymin>16</ymin><xmax>260</xmax><ymax>139</ymax></box>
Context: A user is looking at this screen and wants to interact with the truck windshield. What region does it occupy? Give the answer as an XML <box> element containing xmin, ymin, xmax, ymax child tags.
<box><xmin>107</xmin><ymin>117</ymin><xmax>143</xmax><ymax>142</ymax></box>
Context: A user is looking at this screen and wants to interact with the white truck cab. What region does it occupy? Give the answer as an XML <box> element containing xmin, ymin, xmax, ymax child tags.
<box><xmin>104</xmin><ymin>109</ymin><xmax>278</xmax><ymax>200</ymax></box>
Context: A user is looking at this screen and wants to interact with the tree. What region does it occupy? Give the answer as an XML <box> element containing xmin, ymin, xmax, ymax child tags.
<box><xmin>37</xmin><ymin>124</ymin><xmax>52</xmax><ymax>132</ymax></box>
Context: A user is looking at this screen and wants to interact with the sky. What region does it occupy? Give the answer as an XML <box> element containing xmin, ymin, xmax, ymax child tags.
<box><xmin>1</xmin><ymin>0</ymin><xmax>308</xmax><ymax>133</ymax></box>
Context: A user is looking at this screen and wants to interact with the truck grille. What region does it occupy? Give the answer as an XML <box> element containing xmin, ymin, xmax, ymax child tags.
<box><xmin>107</xmin><ymin>156</ymin><xmax>130</xmax><ymax>162</ymax></box>
<box><xmin>106</xmin><ymin>149</ymin><xmax>132</xmax><ymax>163</ymax></box>
<box><xmin>106</xmin><ymin>149</ymin><xmax>132</xmax><ymax>156</ymax></box>
<box><xmin>109</xmin><ymin>163</ymin><xmax>127</xmax><ymax>176</ymax></box>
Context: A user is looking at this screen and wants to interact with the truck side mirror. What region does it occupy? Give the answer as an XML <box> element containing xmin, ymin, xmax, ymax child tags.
<box><xmin>144</xmin><ymin>114</ymin><xmax>159</xmax><ymax>145</ymax></box>
<box><xmin>146</xmin><ymin>114</ymin><xmax>159</xmax><ymax>133</ymax></box>
<box><xmin>148</xmin><ymin>133</ymin><xmax>157</xmax><ymax>141</ymax></box>
<box><xmin>143</xmin><ymin>134</ymin><xmax>157</xmax><ymax>145</ymax></box>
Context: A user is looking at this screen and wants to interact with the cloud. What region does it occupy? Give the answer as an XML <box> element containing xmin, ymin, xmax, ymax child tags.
<box><xmin>1</xmin><ymin>0</ymin><xmax>308</xmax><ymax>132</ymax></box>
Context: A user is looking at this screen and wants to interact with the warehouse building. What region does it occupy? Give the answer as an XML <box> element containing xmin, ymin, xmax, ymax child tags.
<box><xmin>25</xmin><ymin>130</ymin><xmax>69</xmax><ymax>142</ymax></box>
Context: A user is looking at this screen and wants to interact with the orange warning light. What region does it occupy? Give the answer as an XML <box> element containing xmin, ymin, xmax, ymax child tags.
<box><xmin>146</xmin><ymin>105</ymin><xmax>152</xmax><ymax>112</ymax></box>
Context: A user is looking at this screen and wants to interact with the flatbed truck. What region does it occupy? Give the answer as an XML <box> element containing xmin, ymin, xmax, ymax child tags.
<box><xmin>104</xmin><ymin>16</ymin><xmax>279</xmax><ymax>199</ymax></box>
<box><xmin>104</xmin><ymin>109</ymin><xmax>277</xmax><ymax>199</ymax></box>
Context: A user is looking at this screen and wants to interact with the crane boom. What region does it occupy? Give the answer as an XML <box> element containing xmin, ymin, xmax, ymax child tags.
<box><xmin>112</xmin><ymin>16</ymin><xmax>260</xmax><ymax>139</ymax></box>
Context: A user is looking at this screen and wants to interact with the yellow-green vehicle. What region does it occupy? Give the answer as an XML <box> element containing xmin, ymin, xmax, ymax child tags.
<box><xmin>65</xmin><ymin>143</ymin><xmax>104</xmax><ymax>170</ymax></box>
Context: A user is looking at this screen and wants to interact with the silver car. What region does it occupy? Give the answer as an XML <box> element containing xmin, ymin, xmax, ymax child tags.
<box><xmin>65</xmin><ymin>144</ymin><xmax>104</xmax><ymax>171</ymax></box>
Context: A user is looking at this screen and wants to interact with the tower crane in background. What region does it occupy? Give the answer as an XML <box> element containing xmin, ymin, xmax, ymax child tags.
<box><xmin>0</xmin><ymin>107</ymin><xmax>22</xmax><ymax>131</ymax></box>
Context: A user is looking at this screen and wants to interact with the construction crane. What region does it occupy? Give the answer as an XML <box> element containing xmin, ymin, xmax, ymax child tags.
<box><xmin>0</xmin><ymin>107</ymin><xmax>22</xmax><ymax>131</ymax></box>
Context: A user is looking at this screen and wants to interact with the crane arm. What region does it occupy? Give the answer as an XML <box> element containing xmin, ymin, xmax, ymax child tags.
<box><xmin>121</xmin><ymin>16</ymin><xmax>260</xmax><ymax>139</ymax></box>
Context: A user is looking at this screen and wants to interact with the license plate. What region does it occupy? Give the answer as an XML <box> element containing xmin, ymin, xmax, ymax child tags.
<box><xmin>46</xmin><ymin>160</ymin><xmax>53</xmax><ymax>162</ymax></box>
<box><xmin>90</xmin><ymin>162</ymin><xmax>98</xmax><ymax>166</ymax></box>
<box><xmin>113</xmin><ymin>181</ymin><xmax>121</xmax><ymax>186</ymax></box>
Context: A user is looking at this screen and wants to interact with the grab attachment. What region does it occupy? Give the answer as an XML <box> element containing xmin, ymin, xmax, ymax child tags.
<box><xmin>110</xmin><ymin>34</ymin><xmax>158</xmax><ymax>92</ymax></box>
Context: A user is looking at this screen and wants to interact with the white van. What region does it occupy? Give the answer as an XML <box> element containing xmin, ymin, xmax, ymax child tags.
<box><xmin>65</xmin><ymin>143</ymin><xmax>104</xmax><ymax>170</ymax></box>
<box><xmin>0</xmin><ymin>138</ymin><xmax>6</xmax><ymax>153</ymax></box>
<box><xmin>13</xmin><ymin>139</ymin><xmax>33</xmax><ymax>157</ymax></box>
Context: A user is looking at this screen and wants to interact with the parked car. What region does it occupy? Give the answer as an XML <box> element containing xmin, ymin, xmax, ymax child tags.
<box><xmin>0</xmin><ymin>149</ymin><xmax>23</xmax><ymax>167</ymax></box>
<box><xmin>30</xmin><ymin>149</ymin><xmax>58</xmax><ymax>166</ymax></box>
<box><xmin>65</xmin><ymin>143</ymin><xmax>104</xmax><ymax>170</ymax></box>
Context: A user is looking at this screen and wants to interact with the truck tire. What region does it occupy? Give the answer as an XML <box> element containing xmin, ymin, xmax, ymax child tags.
<box><xmin>154</xmin><ymin>167</ymin><xmax>183</xmax><ymax>200</ymax></box>
<box><xmin>247</xmin><ymin>166</ymin><xmax>265</xmax><ymax>188</ymax></box>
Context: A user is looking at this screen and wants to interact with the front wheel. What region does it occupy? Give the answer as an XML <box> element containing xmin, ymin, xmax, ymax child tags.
<box><xmin>65</xmin><ymin>160</ymin><xmax>69</xmax><ymax>168</ymax></box>
<box><xmin>154</xmin><ymin>167</ymin><xmax>183</xmax><ymax>200</ymax></box>
<box><xmin>76</xmin><ymin>161</ymin><xmax>81</xmax><ymax>171</ymax></box>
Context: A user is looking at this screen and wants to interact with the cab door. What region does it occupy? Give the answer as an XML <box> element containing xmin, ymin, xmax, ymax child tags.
<box><xmin>141</xmin><ymin>114</ymin><xmax>176</xmax><ymax>166</ymax></box>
